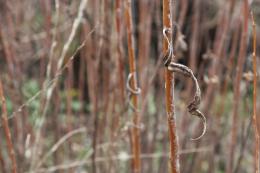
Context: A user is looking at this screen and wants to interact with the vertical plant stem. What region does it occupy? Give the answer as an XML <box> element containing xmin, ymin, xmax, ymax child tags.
<box><xmin>210</xmin><ymin>19</ymin><xmax>240</xmax><ymax>173</ymax></box>
<box><xmin>163</xmin><ymin>0</ymin><xmax>180</xmax><ymax>173</ymax></box>
<box><xmin>177</xmin><ymin>0</ymin><xmax>188</xmax><ymax>30</ymax></box>
<box><xmin>113</xmin><ymin>0</ymin><xmax>125</xmax><ymax>138</ymax></box>
<box><xmin>82</xmin><ymin>20</ymin><xmax>99</xmax><ymax>173</ymax></box>
<box><xmin>138</xmin><ymin>0</ymin><xmax>153</xmax><ymax>91</ymax></box>
<box><xmin>0</xmin><ymin>81</ymin><xmax>17</xmax><ymax>173</ymax></box>
<box><xmin>66</xmin><ymin>62</ymin><xmax>73</xmax><ymax>132</ymax></box>
<box><xmin>125</xmin><ymin>0</ymin><xmax>141</xmax><ymax>172</ymax></box>
<box><xmin>65</xmin><ymin>62</ymin><xmax>73</xmax><ymax>173</ymax></box>
<box><xmin>227</xmin><ymin>1</ymin><xmax>249</xmax><ymax>173</ymax></box>
<box><xmin>115</xmin><ymin>0</ymin><xmax>125</xmax><ymax>106</ymax></box>
<box><xmin>251</xmin><ymin>12</ymin><xmax>260</xmax><ymax>173</ymax></box>
<box><xmin>40</xmin><ymin>0</ymin><xmax>52</xmax><ymax>86</ymax></box>
<box><xmin>0</xmin><ymin>24</ymin><xmax>20</xmax><ymax>157</ymax></box>
<box><xmin>0</xmin><ymin>146</ymin><xmax>6</xmax><ymax>173</ymax></box>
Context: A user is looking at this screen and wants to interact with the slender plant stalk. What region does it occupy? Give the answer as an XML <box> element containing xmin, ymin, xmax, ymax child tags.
<box><xmin>138</xmin><ymin>0</ymin><xmax>153</xmax><ymax>90</ymax></box>
<box><xmin>251</xmin><ymin>12</ymin><xmax>260</xmax><ymax>173</ymax></box>
<box><xmin>82</xmin><ymin>21</ymin><xmax>99</xmax><ymax>173</ymax></box>
<box><xmin>0</xmin><ymin>81</ymin><xmax>17</xmax><ymax>173</ymax></box>
<box><xmin>181</xmin><ymin>0</ymin><xmax>200</xmax><ymax>152</ymax></box>
<box><xmin>125</xmin><ymin>0</ymin><xmax>141</xmax><ymax>172</ymax></box>
<box><xmin>0</xmin><ymin>147</ymin><xmax>6</xmax><ymax>173</ymax></box>
<box><xmin>112</xmin><ymin>0</ymin><xmax>125</xmax><ymax>139</ymax></box>
<box><xmin>64</xmin><ymin>61</ymin><xmax>75</xmax><ymax>173</ymax></box>
<box><xmin>40</xmin><ymin>0</ymin><xmax>52</xmax><ymax>85</ymax></box>
<box><xmin>227</xmin><ymin>1</ymin><xmax>249</xmax><ymax>173</ymax></box>
<box><xmin>31</xmin><ymin>0</ymin><xmax>88</xmax><ymax>170</ymax></box>
<box><xmin>202</xmin><ymin>0</ymin><xmax>234</xmax><ymax>117</ymax></box>
<box><xmin>163</xmin><ymin>0</ymin><xmax>180</xmax><ymax>173</ymax></box>
<box><xmin>115</xmin><ymin>0</ymin><xmax>125</xmax><ymax>105</ymax></box>
<box><xmin>209</xmin><ymin>19</ymin><xmax>240</xmax><ymax>173</ymax></box>
<box><xmin>177</xmin><ymin>0</ymin><xmax>188</xmax><ymax>30</ymax></box>
<box><xmin>0</xmin><ymin>24</ymin><xmax>21</xmax><ymax>156</ymax></box>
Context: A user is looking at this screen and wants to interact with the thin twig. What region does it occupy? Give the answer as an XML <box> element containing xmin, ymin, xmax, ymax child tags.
<box><xmin>125</xmin><ymin>0</ymin><xmax>141</xmax><ymax>172</ymax></box>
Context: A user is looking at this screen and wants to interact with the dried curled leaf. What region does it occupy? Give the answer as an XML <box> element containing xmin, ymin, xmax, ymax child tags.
<box><xmin>163</xmin><ymin>26</ymin><xmax>206</xmax><ymax>140</ymax></box>
<box><xmin>167</xmin><ymin>62</ymin><xmax>206</xmax><ymax>140</ymax></box>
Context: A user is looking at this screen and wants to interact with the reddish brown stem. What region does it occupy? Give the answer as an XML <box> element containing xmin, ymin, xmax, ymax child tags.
<box><xmin>0</xmin><ymin>136</ymin><xmax>7</xmax><ymax>173</ymax></box>
<box><xmin>251</xmin><ymin>12</ymin><xmax>260</xmax><ymax>173</ymax></box>
<box><xmin>114</xmin><ymin>0</ymin><xmax>125</xmax><ymax>131</ymax></box>
<box><xmin>227</xmin><ymin>1</ymin><xmax>249</xmax><ymax>173</ymax></box>
<box><xmin>125</xmin><ymin>0</ymin><xmax>141</xmax><ymax>172</ymax></box>
<box><xmin>163</xmin><ymin>0</ymin><xmax>180</xmax><ymax>173</ymax></box>
<box><xmin>0</xmin><ymin>81</ymin><xmax>17</xmax><ymax>173</ymax></box>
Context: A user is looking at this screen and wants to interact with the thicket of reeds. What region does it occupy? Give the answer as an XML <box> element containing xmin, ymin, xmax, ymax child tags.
<box><xmin>0</xmin><ymin>0</ymin><xmax>259</xmax><ymax>172</ymax></box>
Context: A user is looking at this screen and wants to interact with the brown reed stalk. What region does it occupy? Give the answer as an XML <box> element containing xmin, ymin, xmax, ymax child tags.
<box><xmin>202</xmin><ymin>0</ymin><xmax>234</xmax><ymax>116</ymax></box>
<box><xmin>163</xmin><ymin>0</ymin><xmax>180</xmax><ymax>173</ymax></box>
<box><xmin>0</xmin><ymin>81</ymin><xmax>17</xmax><ymax>173</ymax></box>
<box><xmin>138</xmin><ymin>0</ymin><xmax>153</xmax><ymax>90</ymax></box>
<box><xmin>65</xmin><ymin>62</ymin><xmax>74</xmax><ymax>173</ymax></box>
<box><xmin>125</xmin><ymin>0</ymin><xmax>141</xmax><ymax>172</ymax></box>
<box><xmin>40</xmin><ymin>0</ymin><xmax>52</xmax><ymax>86</ymax></box>
<box><xmin>177</xmin><ymin>0</ymin><xmax>188</xmax><ymax>30</ymax></box>
<box><xmin>251</xmin><ymin>12</ymin><xmax>260</xmax><ymax>173</ymax></box>
<box><xmin>227</xmin><ymin>1</ymin><xmax>249</xmax><ymax>173</ymax></box>
<box><xmin>115</xmin><ymin>0</ymin><xmax>125</xmax><ymax>107</ymax></box>
<box><xmin>209</xmin><ymin>19</ymin><xmax>241</xmax><ymax>173</ymax></box>
<box><xmin>181</xmin><ymin>0</ymin><xmax>200</xmax><ymax>151</ymax></box>
<box><xmin>137</xmin><ymin>0</ymin><xmax>154</xmax><ymax>160</ymax></box>
<box><xmin>0</xmin><ymin>147</ymin><xmax>6</xmax><ymax>173</ymax></box>
<box><xmin>52</xmin><ymin>88</ymin><xmax>62</xmax><ymax>168</ymax></box>
<box><xmin>79</xmin><ymin>49</ymin><xmax>85</xmax><ymax>116</ymax></box>
<box><xmin>82</xmin><ymin>21</ymin><xmax>99</xmax><ymax>173</ymax></box>
<box><xmin>0</xmin><ymin>24</ymin><xmax>20</xmax><ymax>150</ymax></box>
<box><xmin>188</xmin><ymin>0</ymin><xmax>200</xmax><ymax>74</ymax></box>
<box><xmin>112</xmin><ymin>0</ymin><xmax>125</xmax><ymax>137</ymax></box>
<box><xmin>216</xmin><ymin>18</ymin><xmax>240</xmax><ymax>122</ymax></box>
<box><xmin>66</xmin><ymin>62</ymin><xmax>73</xmax><ymax>132</ymax></box>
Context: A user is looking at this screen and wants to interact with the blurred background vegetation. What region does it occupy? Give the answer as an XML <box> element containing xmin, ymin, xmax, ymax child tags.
<box><xmin>0</xmin><ymin>0</ymin><xmax>260</xmax><ymax>173</ymax></box>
